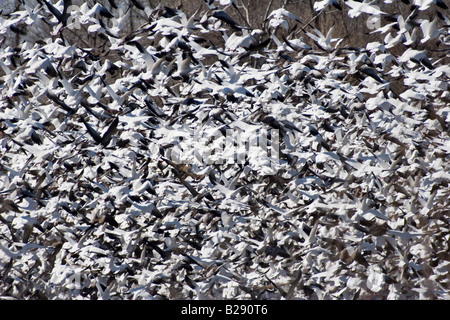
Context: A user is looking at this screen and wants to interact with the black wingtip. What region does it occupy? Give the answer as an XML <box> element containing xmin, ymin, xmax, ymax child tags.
<box><xmin>101</xmin><ymin>117</ymin><xmax>119</xmax><ymax>147</ymax></box>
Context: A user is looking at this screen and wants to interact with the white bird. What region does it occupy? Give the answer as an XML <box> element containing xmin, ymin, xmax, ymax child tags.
<box><xmin>398</xmin><ymin>48</ymin><xmax>434</xmax><ymax>69</ymax></box>
<box><xmin>413</xmin><ymin>0</ymin><xmax>448</xmax><ymax>11</ymax></box>
<box><xmin>419</xmin><ymin>17</ymin><xmax>439</xmax><ymax>43</ymax></box>
<box><xmin>267</xmin><ymin>8</ymin><xmax>301</xmax><ymax>31</ymax></box>
<box><xmin>306</xmin><ymin>25</ymin><xmax>339</xmax><ymax>51</ymax></box>
<box><xmin>179</xmin><ymin>6</ymin><xmax>201</xmax><ymax>33</ymax></box>
<box><xmin>85</xmin><ymin>2</ymin><xmax>114</xmax><ymax>19</ymax></box>
<box><xmin>173</xmin><ymin>52</ymin><xmax>200</xmax><ymax>81</ymax></box>
<box><xmin>313</xmin><ymin>0</ymin><xmax>342</xmax><ymax>11</ymax></box>
<box><xmin>384</xmin><ymin>31</ymin><xmax>405</xmax><ymax>49</ymax></box>
<box><xmin>345</xmin><ymin>0</ymin><xmax>385</xmax><ymax>18</ymax></box>
<box><xmin>126</xmin><ymin>40</ymin><xmax>156</xmax><ymax>71</ymax></box>
<box><xmin>151</xmin><ymin>56</ymin><xmax>168</xmax><ymax>76</ymax></box>
<box><xmin>218</xmin><ymin>0</ymin><xmax>234</xmax><ymax>5</ymax></box>
<box><xmin>403</xmin><ymin>27</ymin><xmax>418</xmax><ymax>46</ymax></box>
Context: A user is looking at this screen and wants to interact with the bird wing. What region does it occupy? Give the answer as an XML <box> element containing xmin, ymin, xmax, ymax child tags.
<box><xmin>80</xmin><ymin>116</ymin><xmax>103</xmax><ymax>144</ymax></box>
<box><xmin>101</xmin><ymin>117</ymin><xmax>119</xmax><ymax>147</ymax></box>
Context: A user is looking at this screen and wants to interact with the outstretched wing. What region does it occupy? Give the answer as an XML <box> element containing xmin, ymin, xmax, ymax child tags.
<box><xmin>101</xmin><ymin>117</ymin><xmax>119</xmax><ymax>147</ymax></box>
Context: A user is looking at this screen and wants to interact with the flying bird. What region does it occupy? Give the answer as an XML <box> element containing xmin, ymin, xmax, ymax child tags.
<box><xmin>212</xmin><ymin>9</ymin><xmax>242</xmax><ymax>30</ymax></box>
<box><xmin>345</xmin><ymin>0</ymin><xmax>385</xmax><ymax>18</ymax></box>
<box><xmin>314</xmin><ymin>0</ymin><xmax>342</xmax><ymax>11</ymax></box>
<box><xmin>39</xmin><ymin>0</ymin><xmax>72</xmax><ymax>25</ymax></box>
<box><xmin>80</xmin><ymin>116</ymin><xmax>119</xmax><ymax>147</ymax></box>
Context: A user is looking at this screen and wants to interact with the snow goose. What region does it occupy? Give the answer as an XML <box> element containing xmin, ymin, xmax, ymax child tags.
<box><xmin>419</xmin><ymin>17</ymin><xmax>439</xmax><ymax>43</ymax></box>
<box><xmin>79</xmin><ymin>116</ymin><xmax>119</xmax><ymax>147</ymax></box>
<box><xmin>345</xmin><ymin>0</ymin><xmax>386</xmax><ymax>18</ymax></box>
<box><xmin>313</xmin><ymin>0</ymin><xmax>343</xmax><ymax>11</ymax></box>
